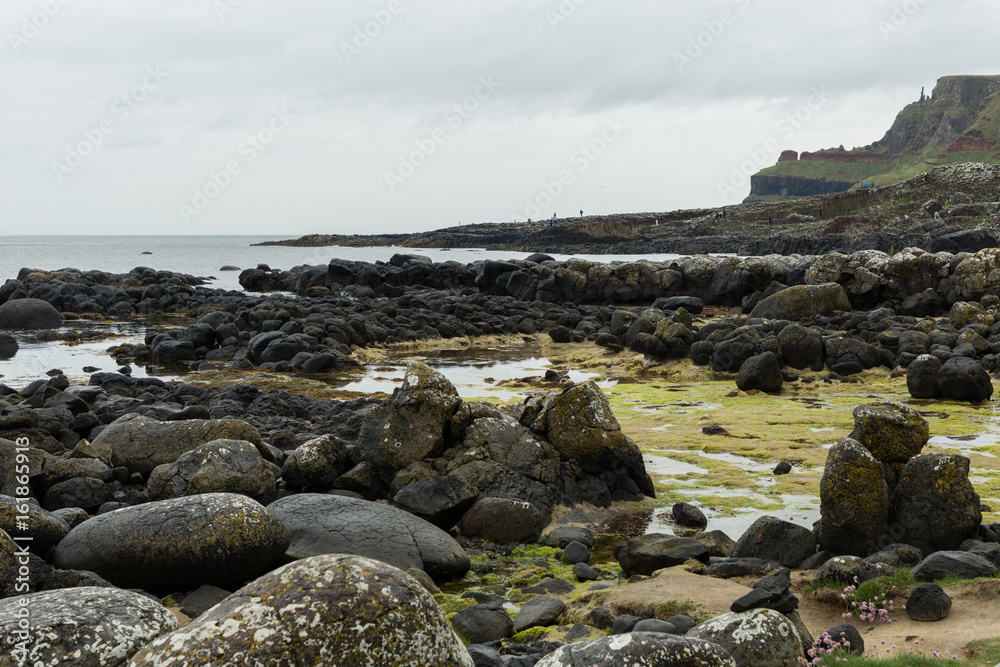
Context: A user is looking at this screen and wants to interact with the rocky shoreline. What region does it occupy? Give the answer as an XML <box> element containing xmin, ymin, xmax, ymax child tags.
<box><xmin>1</xmin><ymin>246</ymin><xmax>1000</xmax><ymax>665</ymax></box>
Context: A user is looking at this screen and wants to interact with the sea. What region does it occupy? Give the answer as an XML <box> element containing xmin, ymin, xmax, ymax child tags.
<box><xmin>0</xmin><ymin>235</ymin><xmax>684</xmax><ymax>292</ymax></box>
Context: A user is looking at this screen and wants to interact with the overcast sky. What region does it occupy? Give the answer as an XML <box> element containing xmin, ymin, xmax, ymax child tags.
<box><xmin>2</xmin><ymin>1</ymin><xmax>998</xmax><ymax>236</ymax></box>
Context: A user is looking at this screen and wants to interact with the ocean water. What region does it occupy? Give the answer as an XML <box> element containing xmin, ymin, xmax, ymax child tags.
<box><xmin>0</xmin><ymin>235</ymin><xmax>683</xmax><ymax>292</ymax></box>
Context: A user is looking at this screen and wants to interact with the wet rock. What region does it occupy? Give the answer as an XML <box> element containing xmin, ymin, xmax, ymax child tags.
<box><xmin>267</xmin><ymin>493</ymin><xmax>470</xmax><ymax>583</ymax></box>
<box><xmin>131</xmin><ymin>555</ymin><xmax>473</xmax><ymax>667</ymax></box>
<box><xmin>452</xmin><ymin>602</ymin><xmax>513</xmax><ymax>644</ymax></box>
<box><xmin>53</xmin><ymin>493</ymin><xmax>289</xmax><ymax>594</ymax></box>
<box><xmin>561</xmin><ymin>540</ymin><xmax>591</xmax><ymax>565</ymax></box>
<box><xmin>905</xmin><ymin>583</ymin><xmax>952</xmax><ymax>621</ymax></box>
<box><xmin>0</xmin><ymin>587</ymin><xmax>177</xmax><ymax>666</ymax></box>
<box><xmin>817</xmin><ymin>438</ymin><xmax>890</xmax><ymax>556</ymax></box>
<box><xmin>513</xmin><ymin>595</ymin><xmax>566</xmax><ymax>633</ymax></box>
<box><xmin>615</xmin><ymin>534</ymin><xmax>709</xmax><ymax>576</ymax></box>
<box><xmin>937</xmin><ymin>356</ymin><xmax>994</xmax><ymax>402</ymax></box>
<box><xmin>0</xmin><ymin>298</ymin><xmax>63</xmax><ymax>330</ymax></box>
<box><xmin>0</xmin><ymin>333</ymin><xmax>17</xmax><ymax>359</ymax></box>
<box><xmin>848</xmin><ymin>402</ymin><xmax>929</xmax><ymax>463</ymax></box>
<box><xmin>534</xmin><ymin>633</ymin><xmax>736</xmax><ymax>667</ymax></box>
<box><xmin>890</xmin><ymin>454</ymin><xmax>981</xmax><ymax>553</ymax></box>
<box><xmin>358</xmin><ymin>363</ymin><xmax>462</xmax><ymax>471</ymax></box>
<box><xmin>459</xmin><ymin>497</ymin><xmax>548</xmax><ymax>544</ymax></box>
<box><xmin>906</xmin><ymin>354</ymin><xmax>943</xmax><ymax>398</ymax></box>
<box><xmin>672</xmin><ymin>502</ymin><xmax>707</xmax><ymax>529</ymax></box>
<box><xmin>730</xmin><ymin>515</ymin><xmax>816</xmax><ymax>568</ymax></box>
<box><xmin>736</xmin><ymin>351</ymin><xmax>784</xmax><ymax>393</ymax></box>
<box><xmin>687</xmin><ymin>608</ymin><xmax>803</xmax><ymax>667</ymax></box>
<box><xmin>912</xmin><ymin>550</ymin><xmax>998</xmax><ymax>581</ymax></box>
<box><xmin>147</xmin><ymin>439</ymin><xmax>278</xmax><ymax>503</ymax></box>
<box><xmin>94</xmin><ymin>414</ymin><xmax>263</xmax><ymax>476</ymax></box>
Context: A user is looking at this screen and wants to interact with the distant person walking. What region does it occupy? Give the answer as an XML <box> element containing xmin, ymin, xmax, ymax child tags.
<box><xmin>580</xmin><ymin>210</ymin><xmax>583</xmax><ymax>217</ymax></box>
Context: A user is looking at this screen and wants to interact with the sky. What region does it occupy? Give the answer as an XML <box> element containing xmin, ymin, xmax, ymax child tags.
<box><xmin>2</xmin><ymin>1</ymin><xmax>999</xmax><ymax>237</ymax></box>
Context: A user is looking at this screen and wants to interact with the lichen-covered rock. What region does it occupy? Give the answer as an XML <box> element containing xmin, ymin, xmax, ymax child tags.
<box><xmin>817</xmin><ymin>438</ymin><xmax>890</xmax><ymax>557</ymax></box>
<box><xmin>129</xmin><ymin>555</ymin><xmax>474</xmax><ymax>667</ymax></box>
<box><xmin>534</xmin><ymin>632</ymin><xmax>736</xmax><ymax>667</ymax></box>
<box><xmin>94</xmin><ymin>414</ymin><xmax>263</xmax><ymax>476</ymax></box>
<box><xmin>615</xmin><ymin>534</ymin><xmax>710</xmax><ymax>576</ymax></box>
<box><xmin>267</xmin><ymin>493</ymin><xmax>470</xmax><ymax>582</ymax></box>
<box><xmin>749</xmin><ymin>283</ymin><xmax>851</xmax><ymax>321</ymax></box>
<box><xmin>0</xmin><ymin>494</ymin><xmax>70</xmax><ymax>555</ymax></box>
<box><xmin>912</xmin><ymin>550</ymin><xmax>998</xmax><ymax>581</ymax></box>
<box><xmin>730</xmin><ymin>515</ymin><xmax>816</xmax><ymax>568</ymax></box>
<box><xmin>848</xmin><ymin>402</ymin><xmax>928</xmax><ymax>463</ymax></box>
<box><xmin>147</xmin><ymin>439</ymin><xmax>277</xmax><ymax>503</ymax></box>
<box><xmin>811</xmin><ymin>555</ymin><xmax>890</xmax><ymax>585</ymax></box>
<box><xmin>652</xmin><ymin>321</ymin><xmax>694</xmax><ymax>358</ymax></box>
<box><xmin>53</xmin><ymin>493</ymin><xmax>289</xmax><ymax>593</ymax></box>
<box><xmin>358</xmin><ymin>363</ymin><xmax>462</xmax><ymax>471</ymax></box>
<box><xmin>890</xmin><ymin>454</ymin><xmax>982</xmax><ymax>553</ymax></box>
<box><xmin>952</xmin><ymin>248</ymin><xmax>1000</xmax><ymax>302</ymax></box>
<box><xmin>0</xmin><ymin>586</ymin><xmax>177</xmax><ymax>666</ymax></box>
<box><xmin>281</xmin><ymin>434</ymin><xmax>353</xmax><ymax>491</ymax></box>
<box><xmin>687</xmin><ymin>608</ymin><xmax>803</xmax><ymax>667</ymax></box>
<box><xmin>522</xmin><ymin>381</ymin><xmax>654</xmax><ymax>498</ymax></box>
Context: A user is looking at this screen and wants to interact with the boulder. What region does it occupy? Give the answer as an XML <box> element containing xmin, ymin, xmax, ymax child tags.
<box><xmin>912</xmin><ymin>550</ymin><xmax>998</xmax><ymax>581</ymax></box>
<box><xmin>672</xmin><ymin>502</ymin><xmax>707</xmax><ymax>529</ymax></box>
<box><xmin>730</xmin><ymin>515</ymin><xmax>816</xmax><ymax>568</ymax></box>
<box><xmin>53</xmin><ymin>493</ymin><xmax>288</xmax><ymax>593</ymax></box>
<box><xmin>523</xmin><ymin>381</ymin><xmax>655</xmax><ymax>498</ymax></box>
<box><xmin>545</xmin><ymin>526</ymin><xmax>595</xmax><ymax>550</ymax></box>
<box><xmin>736</xmin><ymin>351</ymin><xmax>784</xmax><ymax>393</ymax></box>
<box><xmin>749</xmin><ymin>283</ymin><xmax>851</xmax><ymax>321</ymax></box>
<box><xmin>358</xmin><ymin>363</ymin><xmax>462</xmax><ymax>471</ymax></box>
<box><xmin>458</xmin><ymin>497</ymin><xmax>548</xmax><ymax>544</ymax></box>
<box><xmin>777</xmin><ymin>323</ymin><xmax>824</xmax><ymax>370</ymax></box>
<box><xmin>0</xmin><ymin>587</ymin><xmax>177</xmax><ymax>666</ymax></box>
<box><xmin>905</xmin><ymin>583</ymin><xmax>952</xmax><ymax>621</ymax></box>
<box><xmin>267</xmin><ymin>493</ymin><xmax>470</xmax><ymax>582</ymax></box>
<box><xmin>281</xmin><ymin>434</ymin><xmax>353</xmax><ymax>491</ymax></box>
<box><xmin>147</xmin><ymin>439</ymin><xmax>277</xmax><ymax>503</ymax></box>
<box><xmin>817</xmin><ymin>438</ymin><xmax>890</xmax><ymax>556</ymax></box>
<box><xmin>534</xmin><ymin>633</ymin><xmax>736</xmax><ymax>667</ymax></box>
<box><xmin>130</xmin><ymin>555</ymin><xmax>473</xmax><ymax>667</ymax></box>
<box><xmin>0</xmin><ymin>333</ymin><xmax>17</xmax><ymax>359</ymax></box>
<box><xmin>393</xmin><ymin>475</ymin><xmax>479</xmax><ymax>530</ymax></box>
<box><xmin>94</xmin><ymin>414</ymin><xmax>263</xmax><ymax>476</ymax></box>
<box><xmin>812</xmin><ymin>555</ymin><xmax>892</xmax><ymax>585</ymax></box>
<box><xmin>561</xmin><ymin>540</ymin><xmax>591</xmax><ymax>565</ymax></box>
<box><xmin>512</xmin><ymin>595</ymin><xmax>566</xmax><ymax>633</ymax></box>
<box><xmin>42</xmin><ymin>477</ymin><xmax>113</xmax><ymax>513</ymax></box>
<box><xmin>615</xmin><ymin>534</ymin><xmax>709</xmax><ymax>576</ymax></box>
<box><xmin>906</xmin><ymin>354</ymin><xmax>943</xmax><ymax>399</ymax></box>
<box><xmin>451</xmin><ymin>603</ymin><xmax>513</xmax><ymax>644</ymax></box>
<box><xmin>937</xmin><ymin>357</ymin><xmax>994</xmax><ymax>402</ymax></box>
<box><xmin>890</xmin><ymin>454</ymin><xmax>981</xmax><ymax>553</ymax></box>
<box><xmin>0</xmin><ymin>298</ymin><xmax>63</xmax><ymax>329</ymax></box>
<box><xmin>847</xmin><ymin>402</ymin><xmax>928</xmax><ymax>463</ymax></box>
<box><xmin>687</xmin><ymin>609</ymin><xmax>803</xmax><ymax>667</ymax></box>
<box><xmin>0</xmin><ymin>495</ymin><xmax>70</xmax><ymax>555</ymax></box>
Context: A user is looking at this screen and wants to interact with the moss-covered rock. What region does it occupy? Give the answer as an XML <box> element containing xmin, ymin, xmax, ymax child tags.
<box><xmin>817</xmin><ymin>438</ymin><xmax>890</xmax><ymax>557</ymax></box>
<box><xmin>890</xmin><ymin>453</ymin><xmax>982</xmax><ymax>553</ymax></box>
<box><xmin>1</xmin><ymin>587</ymin><xmax>177</xmax><ymax>666</ymax></box>
<box><xmin>749</xmin><ymin>283</ymin><xmax>851</xmax><ymax>321</ymax></box>
<box><xmin>358</xmin><ymin>362</ymin><xmax>462</xmax><ymax>471</ymax></box>
<box><xmin>848</xmin><ymin>402</ymin><xmax>929</xmax><ymax>463</ymax></box>
<box><xmin>53</xmin><ymin>493</ymin><xmax>289</xmax><ymax>594</ymax></box>
<box><xmin>129</xmin><ymin>555</ymin><xmax>474</xmax><ymax>667</ymax></box>
<box><xmin>147</xmin><ymin>439</ymin><xmax>277</xmax><ymax>503</ymax></box>
<box><xmin>0</xmin><ymin>494</ymin><xmax>70</xmax><ymax>555</ymax></box>
<box><xmin>96</xmin><ymin>414</ymin><xmax>263</xmax><ymax>476</ymax></box>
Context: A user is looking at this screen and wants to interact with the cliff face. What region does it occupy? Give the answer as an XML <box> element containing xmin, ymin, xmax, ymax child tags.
<box><xmin>748</xmin><ymin>75</ymin><xmax>1000</xmax><ymax>201</ymax></box>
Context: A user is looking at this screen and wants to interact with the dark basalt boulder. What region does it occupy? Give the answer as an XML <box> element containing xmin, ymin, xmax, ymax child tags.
<box><xmin>906</xmin><ymin>354</ymin><xmax>943</xmax><ymax>398</ymax></box>
<box><xmin>749</xmin><ymin>283</ymin><xmax>851</xmax><ymax>321</ymax></box>
<box><xmin>905</xmin><ymin>583</ymin><xmax>952</xmax><ymax>621</ymax></box>
<box><xmin>937</xmin><ymin>356</ymin><xmax>994</xmax><ymax>402</ymax></box>
<box><xmin>731</xmin><ymin>515</ymin><xmax>817</xmax><ymax>568</ymax></box>
<box><xmin>615</xmin><ymin>534</ymin><xmax>710</xmax><ymax>576</ymax></box>
<box><xmin>817</xmin><ymin>438</ymin><xmax>890</xmax><ymax>557</ymax></box>
<box><xmin>736</xmin><ymin>351</ymin><xmax>784</xmax><ymax>393</ymax></box>
<box><xmin>890</xmin><ymin>454</ymin><xmax>982</xmax><ymax>553</ymax></box>
<box><xmin>0</xmin><ymin>298</ymin><xmax>63</xmax><ymax>330</ymax></box>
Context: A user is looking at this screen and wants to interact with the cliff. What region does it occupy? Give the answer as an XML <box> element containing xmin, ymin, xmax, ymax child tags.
<box><xmin>748</xmin><ymin>75</ymin><xmax>1000</xmax><ymax>201</ymax></box>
